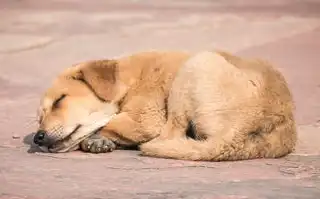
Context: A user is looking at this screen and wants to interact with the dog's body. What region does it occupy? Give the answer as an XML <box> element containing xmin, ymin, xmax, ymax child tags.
<box><xmin>35</xmin><ymin>50</ymin><xmax>297</xmax><ymax>161</ymax></box>
<box><xmin>140</xmin><ymin>51</ymin><xmax>297</xmax><ymax>161</ymax></box>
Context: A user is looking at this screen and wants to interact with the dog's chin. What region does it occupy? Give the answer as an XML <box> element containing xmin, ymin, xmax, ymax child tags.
<box><xmin>36</xmin><ymin>140</ymin><xmax>79</xmax><ymax>153</ymax></box>
<box><xmin>47</xmin><ymin>131</ymin><xmax>96</xmax><ymax>153</ymax></box>
<box><xmin>47</xmin><ymin>141</ymin><xmax>80</xmax><ymax>153</ymax></box>
<box><xmin>38</xmin><ymin>144</ymin><xmax>78</xmax><ymax>153</ymax></box>
<box><xmin>38</xmin><ymin>113</ymin><xmax>118</xmax><ymax>153</ymax></box>
<box><xmin>44</xmin><ymin>126</ymin><xmax>101</xmax><ymax>153</ymax></box>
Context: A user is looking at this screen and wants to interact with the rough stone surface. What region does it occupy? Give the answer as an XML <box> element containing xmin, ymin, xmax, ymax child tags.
<box><xmin>0</xmin><ymin>0</ymin><xmax>319</xmax><ymax>198</ymax></box>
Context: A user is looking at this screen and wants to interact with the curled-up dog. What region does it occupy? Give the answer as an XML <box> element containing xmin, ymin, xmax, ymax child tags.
<box><xmin>34</xmin><ymin>50</ymin><xmax>297</xmax><ymax>161</ymax></box>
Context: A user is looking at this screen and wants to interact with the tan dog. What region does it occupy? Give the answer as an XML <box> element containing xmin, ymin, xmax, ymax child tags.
<box><xmin>34</xmin><ymin>51</ymin><xmax>190</xmax><ymax>153</ymax></box>
<box><xmin>140</xmin><ymin>51</ymin><xmax>297</xmax><ymax>161</ymax></box>
<box><xmin>34</xmin><ymin>50</ymin><xmax>296</xmax><ymax>161</ymax></box>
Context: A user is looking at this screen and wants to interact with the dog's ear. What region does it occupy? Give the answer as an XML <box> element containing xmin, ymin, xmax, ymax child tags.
<box><xmin>72</xmin><ymin>60</ymin><xmax>126</xmax><ymax>102</ymax></box>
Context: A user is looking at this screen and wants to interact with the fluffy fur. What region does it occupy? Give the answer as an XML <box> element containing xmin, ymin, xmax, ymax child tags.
<box><xmin>37</xmin><ymin>50</ymin><xmax>296</xmax><ymax>161</ymax></box>
<box><xmin>140</xmin><ymin>51</ymin><xmax>297</xmax><ymax>161</ymax></box>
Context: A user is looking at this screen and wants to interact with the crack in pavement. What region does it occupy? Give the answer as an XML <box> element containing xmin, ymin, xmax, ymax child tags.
<box><xmin>0</xmin><ymin>37</ymin><xmax>62</xmax><ymax>55</ymax></box>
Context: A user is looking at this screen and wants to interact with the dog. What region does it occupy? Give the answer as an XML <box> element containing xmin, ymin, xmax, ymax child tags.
<box><xmin>140</xmin><ymin>51</ymin><xmax>297</xmax><ymax>161</ymax></box>
<box><xmin>34</xmin><ymin>51</ymin><xmax>191</xmax><ymax>153</ymax></box>
<box><xmin>34</xmin><ymin>50</ymin><xmax>297</xmax><ymax>161</ymax></box>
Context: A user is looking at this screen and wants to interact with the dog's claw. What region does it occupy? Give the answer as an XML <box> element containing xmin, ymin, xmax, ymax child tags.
<box><xmin>80</xmin><ymin>134</ymin><xmax>116</xmax><ymax>153</ymax></box>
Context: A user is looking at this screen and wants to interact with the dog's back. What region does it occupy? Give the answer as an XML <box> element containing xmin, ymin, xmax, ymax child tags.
<box><xmin>141</xmin><ymin>51</ymin><xmax>297</xmax><ymax>161</ymax></box>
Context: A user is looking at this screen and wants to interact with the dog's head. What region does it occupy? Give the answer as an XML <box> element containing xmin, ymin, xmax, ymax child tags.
<box><xmin>34</xmin><ymin>60</ymin><xmax>127</xmax><ymax>153</ymax></box>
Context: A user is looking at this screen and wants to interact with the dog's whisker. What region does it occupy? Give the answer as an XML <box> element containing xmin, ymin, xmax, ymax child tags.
<box><xmin>24</xmin><ymin>115</ymin><xmax>38</xmax><ymax>118</ymax></box>
<box><xmin>24</xmin><ymin>116</ymin><xmax>40</xmax><ymax>121</ymax></box>
<box><xmin>23</xmin><ymin>120</ymin><xmax>39</xmax><ymax>128</ymax></box>
<box><xmin>25</xmin><ymin>119</ymin><xmax>38</xmax><ymax>124</ymax></box>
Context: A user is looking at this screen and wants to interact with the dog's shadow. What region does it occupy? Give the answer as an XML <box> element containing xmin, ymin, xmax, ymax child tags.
<box><xmin>23</xmin><ymin>133</ymin><xmax>43</xmax><ymax>153</ymax></box>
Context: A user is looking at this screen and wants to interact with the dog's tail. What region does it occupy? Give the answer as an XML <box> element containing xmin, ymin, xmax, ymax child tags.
<box><xmin>140</xmin><ymin>138</ymin><xmax>226</xmax><ymax>161</ymax></box>
<box><xmin>140</xmin><ymin>116</ymin><xmax>297</xmax><ymax>161</ymax></box>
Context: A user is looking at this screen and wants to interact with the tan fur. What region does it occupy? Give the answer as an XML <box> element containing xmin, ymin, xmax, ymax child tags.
<box><xmin>37</xmin><ymin>51</ymin><xmax>190</xmax><ymax>152</ymax></box>
<box><xmin>140</xmin><ymin>51</ymin><xmax>297</xmax><ymax>161</ymax></box>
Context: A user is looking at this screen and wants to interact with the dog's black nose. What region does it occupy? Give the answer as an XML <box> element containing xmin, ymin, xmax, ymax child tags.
<box><xmin>33</xmin><ymin>130</ymin><xmax>47</xmax><ymax>146</ymax></box>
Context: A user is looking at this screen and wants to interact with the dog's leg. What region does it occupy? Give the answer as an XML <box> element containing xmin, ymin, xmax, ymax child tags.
<box><xmin>80</xmin><ymin>134</ymin><xmax>116</xmax><ymax>153</ymax></box>
<box><xmin>100</xmin><ymin>112</ymin><xmax>162</xmax><ymax>146</ymax></box>
<box><xmin>83</xmin><ymin>93</ymin><xmax>166</xmax><ymax>151</ymax></box>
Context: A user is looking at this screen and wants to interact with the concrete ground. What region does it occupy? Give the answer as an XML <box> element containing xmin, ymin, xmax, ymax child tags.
<box><xmin>0</xmin><ymin>0</ymin><xmax>319</xmax><ymax>198</ymax></box>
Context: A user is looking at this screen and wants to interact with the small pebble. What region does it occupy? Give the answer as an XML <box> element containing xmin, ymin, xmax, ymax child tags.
<box><xmin>12</xmin><ymin>134</ymin><xmax>20</xmax><ymax>139</ymax></box>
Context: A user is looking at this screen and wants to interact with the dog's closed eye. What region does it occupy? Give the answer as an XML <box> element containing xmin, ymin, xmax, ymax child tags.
<box><xmin>52</xmin><ymin>94</ymin><xmax>67</xmax><ymax>109</ymax></box>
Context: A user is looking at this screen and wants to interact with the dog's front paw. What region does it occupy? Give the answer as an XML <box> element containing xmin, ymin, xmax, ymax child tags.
<box><xmin>80</xmin><ymin>134</ymin><xmax>116</xmax><ymax>153</ymax></box>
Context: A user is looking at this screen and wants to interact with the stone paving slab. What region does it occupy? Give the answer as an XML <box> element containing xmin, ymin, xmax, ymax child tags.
<box><xmin>0</xmin><ymin>0</ymin><xmax>319</xmax><ymax>198</ymax></box>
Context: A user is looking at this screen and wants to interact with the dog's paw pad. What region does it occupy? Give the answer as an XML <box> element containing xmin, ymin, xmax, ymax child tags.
<box><xmin>80</xmin><ymin>136</ymin><xmax>116</xmax><ymax>153</ymax></box>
